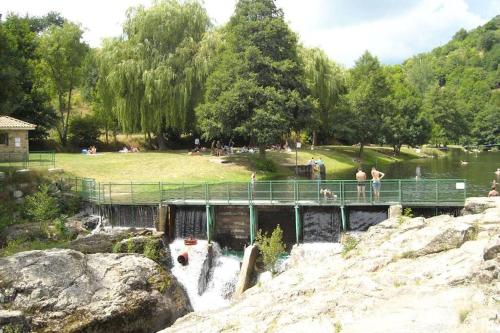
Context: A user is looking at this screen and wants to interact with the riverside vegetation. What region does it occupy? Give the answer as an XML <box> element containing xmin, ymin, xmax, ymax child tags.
<box><xmin>0</xmin><ymin>1</ymin><xmax>498</xmax><ymax>155</ymax></box>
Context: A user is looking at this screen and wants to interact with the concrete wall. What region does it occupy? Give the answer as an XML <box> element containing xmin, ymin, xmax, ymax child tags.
<box><xmin>214</xmin><ymin>206</ymin><xmax>250</xmax><ymax>250</ymax></box>
<box><xmin>257</xmin><ymin>206</ymin><xmax>296</xmax><ymax>247</ymax></box>
<box><xmin>0</xmin><ymin>130</ymin><xmax>29</xmax><ymax>158</ymax></box>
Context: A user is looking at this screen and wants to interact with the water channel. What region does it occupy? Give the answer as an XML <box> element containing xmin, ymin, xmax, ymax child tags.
<box><xmin>333</xmin><ymin>149</ymin><xmax>500</xmax><ymax>197</ymax></box>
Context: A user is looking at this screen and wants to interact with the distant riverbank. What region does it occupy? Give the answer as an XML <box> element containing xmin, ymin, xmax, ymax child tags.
<box><xmin>53</xmin><ymin>145</ymin><xmax>434</xmax><ymax>183</ymax></box>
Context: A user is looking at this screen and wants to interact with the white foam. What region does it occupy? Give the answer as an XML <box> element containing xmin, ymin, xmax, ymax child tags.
<box><xmin>169</xmin><ymin>239</ymin><xmax>241</xmax><ymax>311</ymax></box>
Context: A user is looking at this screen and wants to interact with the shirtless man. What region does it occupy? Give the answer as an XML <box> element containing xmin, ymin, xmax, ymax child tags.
<box><xmin>371</xmin><ymin>167</ymin><xmax>385</xmax><ymax>200</ymax></box>
<box><xmin>488</xmin><ymin>186</ymin><xmax>499</xmax><ymax>197</ymax></box>
<box><xmin>356</xmin><ymin>168</ymin><xmax>367</xmax><ymax>200</ymax></box>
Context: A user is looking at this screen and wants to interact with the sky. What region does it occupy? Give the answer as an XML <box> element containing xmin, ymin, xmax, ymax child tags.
<box><xmin>1</xmin><ymin>0</ymin><xmax>499</xmax><ymax>67</ymax></box>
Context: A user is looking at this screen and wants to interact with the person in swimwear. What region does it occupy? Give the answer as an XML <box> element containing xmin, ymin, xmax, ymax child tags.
<box><xmin>356</xmin><ymin>168</ymin><xmax>367</xmax><ymax>200</ymax></box>
<box><xmin>371</xmin><ymin>167</ymin><xmax>385</xmax><ymax>200</ymax></box>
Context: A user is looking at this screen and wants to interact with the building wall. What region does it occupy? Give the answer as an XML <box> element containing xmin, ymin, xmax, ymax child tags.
<box><xmin>0</xmin><ymin>130</ymin><xmax>30</xmax><ymax>158</ymax></box>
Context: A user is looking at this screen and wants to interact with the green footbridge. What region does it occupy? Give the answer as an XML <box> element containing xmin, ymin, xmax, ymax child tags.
<box><xmin>71</xmin><ymin>178</ymin><xmax>467</xmax><ymax>244</ymax></box>
<box><xmin>73</xmin><ymin>178</ymin><xmax>467</xmax><ymax>207</ymax></box>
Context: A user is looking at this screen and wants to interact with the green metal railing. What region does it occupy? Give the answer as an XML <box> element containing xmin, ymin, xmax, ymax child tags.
<box><xmin>66</xmin><ymin>178</ymin><xmax>467</xmax><ymax>207</ymax></box>
<box><xmin>0</xmin><ymin>151</ymin><xmax>55</xmax><ymax>169</ymax></box>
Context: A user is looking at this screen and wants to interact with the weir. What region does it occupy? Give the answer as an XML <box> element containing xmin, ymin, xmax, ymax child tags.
<box><xmin>74</xmin><ymin>179</ymin><xmax>467</xmax><ymax>249</ymax></box>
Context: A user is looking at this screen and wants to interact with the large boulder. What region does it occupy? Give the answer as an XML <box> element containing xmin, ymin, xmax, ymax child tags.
<box><xmin>161</xmin><ymin>205</ymin><xmax>500</xmax><ymax>333</ymax></box>
<box><xmin>67</xmin><ymin>229</ymin><xmax>152</xmax><ymax>254</ymax></box>
<box><xmin>464</xmin><ymin>197</ymin><xmax>500</xmax><ymax>214</ymax></box>
<box><xmin>0</xmin><ymin>249</ymin><xmax>191</xmax><ymax>333</ymax></box>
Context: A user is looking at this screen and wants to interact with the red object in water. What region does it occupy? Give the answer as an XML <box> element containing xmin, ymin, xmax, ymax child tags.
<box><xmin>184</xmin><ymin>238</ymin><xmax>198</xmax><ymax>246</ymax></box>
<box><xmin>177</xmin><ymin>252</ymin><xmax>189</xmax><ymax>265</ymax></box>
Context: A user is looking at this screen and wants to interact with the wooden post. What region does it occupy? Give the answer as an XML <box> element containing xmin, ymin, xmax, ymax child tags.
<box><xmin>158</xmin><ymin>204</ymin><xmax>167</xmax><ymax>233</ymax></box>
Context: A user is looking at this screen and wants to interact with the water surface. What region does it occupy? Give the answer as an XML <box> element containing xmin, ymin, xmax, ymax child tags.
<box><xmin>333</xmin><ymin>149</ymin><xmax>500</xmax><ymax>197</ymax></box>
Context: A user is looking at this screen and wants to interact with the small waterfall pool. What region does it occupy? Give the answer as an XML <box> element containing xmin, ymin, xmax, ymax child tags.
<box><xmin>169</xmin><ymin>239</ymin><xmax>241</xmax><ymax>312</ymax></box>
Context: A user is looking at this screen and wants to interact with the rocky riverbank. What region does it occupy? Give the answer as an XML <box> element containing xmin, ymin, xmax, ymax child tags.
<box><xmin>162</xmin><ymin>197</ymin><xmax>500</xmax><ymax>333</ymax></box>
<box><xmin>0</xmin><ymin>230</ymin><xmax>191</xmax><ymax>333</ymax></box>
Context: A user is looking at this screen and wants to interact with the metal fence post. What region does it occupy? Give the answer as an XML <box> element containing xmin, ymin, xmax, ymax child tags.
<box><xmin>398</xmin><ymin>180</ymin><xmax>402</xmax><ymax>203</ymax></box>
<box><xmin>130</xmin><ymin>181</ymin><xmax>134</xmax><ymax>204</ymax></box>
<box><xmin>270</xmin><ymin>181</ymin><xmax>273</xmax><ymax>203</ymax></box>
<box><xmin>206</xmin><ymin>204</ymin><xmax>212</xmax><ymax>243</ymax></box>
<box><xmin>435</xmin><ymin>180</ymin><xmax>438</xmax><ymax>205</ymax></box>
<box><xmin>294</xmin><ymin>205</ymin><xmax>301</xmax><ymax>244</ymax></box>
<box><xmin>249</xmin><ymin>205</ymin><xmax>255</xmax><ymax>244</ymax></box>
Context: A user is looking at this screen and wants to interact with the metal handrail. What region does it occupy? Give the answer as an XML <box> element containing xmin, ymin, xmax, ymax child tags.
<box><xmin>64</xmin><ymin>177</ymin><xmax>467</xmax><ymax>206</ymax></box>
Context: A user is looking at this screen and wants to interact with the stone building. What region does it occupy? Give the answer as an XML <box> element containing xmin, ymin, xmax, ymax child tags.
<box><xmin>0</xmin><ymin>116</ymin><xmax>36</xmax><ymax>160</ymax></box>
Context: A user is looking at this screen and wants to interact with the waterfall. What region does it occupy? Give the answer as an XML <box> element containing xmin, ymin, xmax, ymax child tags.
<box><xmin>169</xmin><ymin>239</ymin><xmax>241</xmax><ymax>312</ymax></box>
<box><xmin>174</xmin><ymin>207</ymin><xmax>207</xmax><ymax>239</ymax></box>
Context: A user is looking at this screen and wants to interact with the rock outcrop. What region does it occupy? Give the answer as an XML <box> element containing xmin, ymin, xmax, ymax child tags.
<box><xmin>0</xmin><ymin>249</ymin><xmax>191</xmax><ymax>333</ymax></box>
<box><xmin>162</xmin><ymin>198</ymin><xmax>500</xmax><ymax>333</ymax></box>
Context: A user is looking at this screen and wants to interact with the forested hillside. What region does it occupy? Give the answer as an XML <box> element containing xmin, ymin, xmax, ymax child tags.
<box><xmin>403</xmin><ymin>15</ymin><xmax>500</xmax><ymax>145</ymax></box>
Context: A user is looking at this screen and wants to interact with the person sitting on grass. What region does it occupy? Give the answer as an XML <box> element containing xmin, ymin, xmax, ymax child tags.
<box><xmin>119</xmin><ymin>146</ymin><xmax>129</xmax><ymax>153</ymax></box>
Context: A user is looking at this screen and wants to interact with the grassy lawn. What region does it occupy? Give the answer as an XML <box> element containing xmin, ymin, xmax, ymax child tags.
<box><xmin>54</xmin><ymin>145</ymin><xmax>423</xmax><ymax>182</ymax></box>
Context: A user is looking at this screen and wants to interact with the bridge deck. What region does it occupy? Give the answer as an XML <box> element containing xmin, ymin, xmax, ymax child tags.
<box><xmin>72</xmin><ymin>178</ymin><xmax>467</xmax><ymax>207</ymax></box>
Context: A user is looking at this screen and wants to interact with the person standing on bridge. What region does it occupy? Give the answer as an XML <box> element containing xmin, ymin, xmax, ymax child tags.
<box><xmin>356</xmin><ymin>168</ymin><xmax>367</xmax><ymax>200</ymax></box>
<box><xmin>371</xmin><ymin>167</ymin><xmax>385</xmax><ymax>201</ymax></box>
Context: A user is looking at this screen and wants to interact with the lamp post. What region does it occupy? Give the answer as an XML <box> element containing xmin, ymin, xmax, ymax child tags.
<box><xmin>295</xmin><ymin>142</ymin><xmax>301</xmax><ymax>177</ymax></box>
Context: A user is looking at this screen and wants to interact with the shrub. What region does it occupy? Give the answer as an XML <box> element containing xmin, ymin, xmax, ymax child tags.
<box><xmin>341</xmin><ymin>234</ymin><xmax>359</xmax><ymax>258</ymax></box>
<box><xmin>126</xmin><ymin>238</ymin><xmax>136</xmax><ymax>253</ymax></box>
<box><xmin>255</xmin><ymin>225</ymin><xmax>286</xmax><ymax>274</ymax></box>
<box><xmin>403</xmin><ymin>208</ymin><xmax>414</xmax><ymax>218</ymax></box>
<box><xmin>58</xmin><ymin>194</ymin><xmax>82</xmax><ymax>216</ymax></box>
<box><xmin>69</xmin><ymin>115</ymin><xmax>101</xmax><ymax>148</ymax></box>
<box><xmin>53</xmin><ymin>216</ymin><xmax>68</xmax><ymax>240</ymax></box>
<box><xmin>24</xmin><ymin>184</ymin><xmax>59</xmax><ymax>223</ymax></box>
<box><xmin>112</xmin><ymin>241</ymin><xmax>122</xmax><ymax>253</ymax></box>
<box><xmin>253</xmin><ymin>157</ymin><xmax>277</xmax><ymax>173</ymax></box>
<box><xmin>143</xmin><ymin>239</ymin><xmax>161</xmax><ymax>262</ymax></box>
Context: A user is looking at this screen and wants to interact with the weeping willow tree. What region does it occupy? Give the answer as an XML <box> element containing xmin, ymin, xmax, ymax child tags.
<box><xmin>101</xmin><ymin>0</ymin><xmax>211</xmax><ymax>149</ymax></box>
<box><xmin>301</xmin><ymin>47</ymin><xmax>346</xmax><ymax>145</ymax></box>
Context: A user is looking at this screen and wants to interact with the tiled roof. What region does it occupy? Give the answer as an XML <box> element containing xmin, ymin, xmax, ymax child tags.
<box><xmin>0</xmin><ymin>116</ymin><xmax>36</xmax><ymax>130</ymax></box>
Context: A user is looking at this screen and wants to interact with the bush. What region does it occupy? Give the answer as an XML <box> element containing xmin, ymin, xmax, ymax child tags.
<box><xmin>24</xmin><ymin>184</ymin><xmax>59</xmax><ymax>223</ymax></box>
<box><xmin>143</xmin><ymin>239</ymin><xmax>161</xmax><ymax>262</ymax></box>
<box><xmin>255</xmin><ymin>225</ymin><xmax>286</xmax><ymax>274</ymax></box>
<box><xmin>69</xmin><ymin>115</ymin><xmax>101</xmax><ymax>148</ymax></box>
<box><xmin>253</xmin><ymin>158</ymin><xmax>277</xmax><ymax>172</ymax></box>
<box><xmin>341</xmin><ymin>234</ymin><xmax>359</xmax><ymax>258</ymax></box>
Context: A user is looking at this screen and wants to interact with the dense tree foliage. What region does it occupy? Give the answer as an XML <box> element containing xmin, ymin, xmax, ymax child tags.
<box><xmin>0</xmin><ymin>14</ymin><xmax>57</xmax><ymax>145</ymax></box>
<box><xmin>384</xmin><ymin>66</ymin><xmax>431</xmax><ymax>153</ymax></box>
<box><xmin>37</xmin><ymin>22</ymin><xmax>89</xmax><ymax>146</ymax></box>
<box><xmin>0</xmin><ymin>3</ymin><xmax>498</xmax><ymax>152</ymax></box>
<box><xmin>347</xmin><ymin>51</ymin><xmax>391</xmax><ymax>155</ymax></box>
<box><xmin>301</xmin><ymin>47</ymin><xmax>346</xmax><ymax>145</ymax></box>
<box><xmin>98</xmin><ymin>0</ymin><xmax>210</xmax><ymax>149</ymax></box>
<box><xmin>403</xmin><ymin>15</ymin><xmax>500</xmax><ymax>146</ymax></box>
<box><xmin>196</xmin><ymin>0</ymin><xmax>312</xmax><ymax>155</ymax></box>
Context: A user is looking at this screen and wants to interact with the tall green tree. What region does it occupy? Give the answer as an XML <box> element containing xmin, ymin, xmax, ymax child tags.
<box><xmin>0</xmin><ymin>14</ymin><xmax>57</xmax><ymax>145</ymax></box>
<box><xmin>196</xmin><ymin>0</ymin><xmax>312</xmax><ymax>155</ymax></box>
<box><xmin>301</xmin><ymin>47</ymin><xmax>346</xmax><ymax>145</ymax></box>
<box><xmin>103</xmin><ymin>0</ymin><xmax>210</xmax><ymax>149</ymax></box>
<box><xmin>38</xmin><ymin>22</ymin><xmax>89</xmax><ymax>146</ymax></box>
<box><xmin>384</xmin><ymin>66</ymin><xmax>430</xmax><ymax>153</ymax></box>
<box><xmin>347</xmin><ymin>51</ymin><xmax>390</xmax><ymax>156</ymax></box>
<box><xmin>423</xmin><ymin>85</ymin><xmax>466</xmax><ymax>145</ymax></box>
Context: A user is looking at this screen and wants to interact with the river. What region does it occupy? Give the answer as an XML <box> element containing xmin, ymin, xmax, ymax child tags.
<box><xmin>333</xmin><ymin>149</ymin><xmax>500</xmax><ymax>197</ymax></box>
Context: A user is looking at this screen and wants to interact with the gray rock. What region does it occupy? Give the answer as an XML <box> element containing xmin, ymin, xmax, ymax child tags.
<box><xmin>0</xmin><ymin>249</ymin><xmax>191</xmax><ymax>333</ymax></box>
<box><xmin>484</xmin><ymin>237</ymin><xmax>500</xmax><ymax>260</ymax></box>
<box><xmin>160</xmin><ymin>210</ymin><xmax>500</xmax><ymax>333</ymax></box>
<box><xmin>0</xmin><ymin>310</ymin><xmax>29</xmax><ymax>333</ymax></box>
